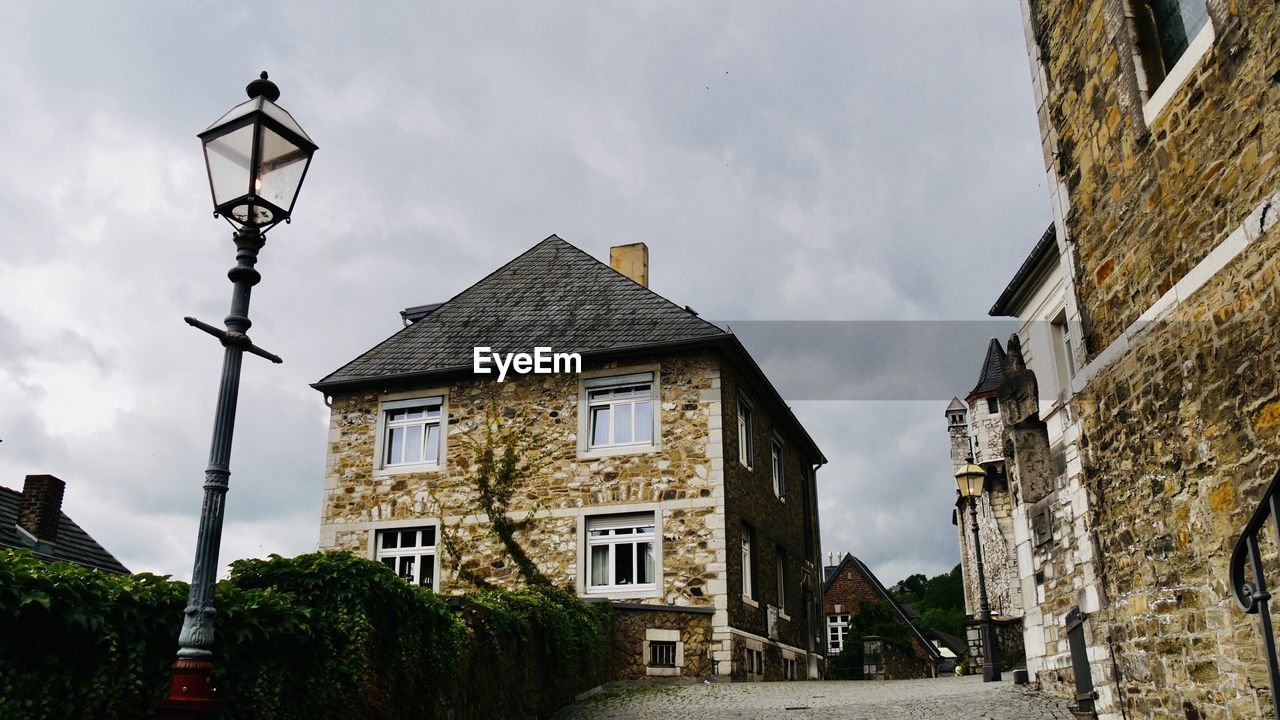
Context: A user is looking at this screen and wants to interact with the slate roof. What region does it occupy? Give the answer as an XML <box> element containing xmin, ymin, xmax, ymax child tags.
<box><xmin>316</xmin><ymin>235</ymin><xmax>729</xmax><ymax>388</ymax></box>
<box><xmin>967</xmin><ymin>338</ymin><xmax>1006</xmax><ymax>399</ymax></box>
<box><xmin>945</xmin><ymin>397</ymin><xmax>967</xmax><ymax>414</ymax></box>
<box><xmin>0</xmin><ymin>487</ymin><xmax>129</xmax><ymax>574</ymax></box>
<box><xmin>821</xmin><ymin>552</ymin><xmax>942</xmax><ymax>662</ymax></box>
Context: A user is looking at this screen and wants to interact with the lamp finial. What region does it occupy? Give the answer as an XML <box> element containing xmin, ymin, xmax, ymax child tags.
<box><xmin>246</xmin><ymin>71</ymin><xmax>280</xmax><ymax>102</ymax></box>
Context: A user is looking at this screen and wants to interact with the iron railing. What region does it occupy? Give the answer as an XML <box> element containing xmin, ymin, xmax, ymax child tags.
<box><xmin>1230</xmin><ymin>467</ymin><xmax>1280</xmax><ymax>720</ymax></box>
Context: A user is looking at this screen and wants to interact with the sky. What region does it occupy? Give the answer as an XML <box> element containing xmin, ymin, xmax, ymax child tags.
<box><xmin>0</xmin><ymin>1</ymin><xmax>1049</xmax><ymax>587</ymax></box>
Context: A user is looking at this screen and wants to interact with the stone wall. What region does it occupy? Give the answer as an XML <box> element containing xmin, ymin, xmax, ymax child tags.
<box><xmin>1026</xmin><ymin>0</ymin><xmax>1280</xmax><ymax>353</ymax></box>
<box><xmin>1076</xmin><ymin>225</ymin><xmax>1280</xmax><ymax>718</ymax></box>
<box><xmin>319</xmin><ymin>349</ymin><xmax>726</xmax><ymax>609</ymax></box>
<box><xmin>720</xmin><ymin>359</ymin><xmax>825</xmax><ymax>669</ymax></box>
<box><xmin>956</xmin><ymin>479</ymin><xmax>1023</xmax><ymax>621</ymax></box>
<box><xmin>609</xmin><ymin>605</ymin><xmax>714</xmax><ymax>679</ymax></box>
<box><xmin>1020</xmin><ymin>0</ymin><xmax>1280</xmax><ymax>716</ymax></box>
<box><xmin>861</xmin><ymin>636</ymin><xmax>935</xmax><ymax>681</ymax></box>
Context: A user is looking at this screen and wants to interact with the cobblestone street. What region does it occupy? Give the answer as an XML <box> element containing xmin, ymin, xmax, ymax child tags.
<box><xmin>557</xmin><ymin>676</ymin><xmax>1077</xmax><ymax>720</ymax></box>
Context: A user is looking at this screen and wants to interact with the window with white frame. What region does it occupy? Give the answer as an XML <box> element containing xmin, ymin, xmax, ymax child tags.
<box><xmin>737</xmin><ymin>393</ymin><xmax>754</xmax><ymax>468</ymax></box>
<box><xmin>775</xmin><ymin>546</ymin><xmax>786</xmax><ymax>613</ymax></box>
<box><xmin>827</xmin><ymin>613</ymin><xmax>850</xmax><ymax>653</ymax></box>
<box><xmin>584</xmin><ymin>373</ymin><xmax>655</xmax><ymax>450</ymax></box>
<box><xmin>586</xmin><ymin>513</ymin><xmax>657</xmax><ymax>593</ymax></box>
<box><xmin>745</xmin><ymin>648</ymin><xmax>764</xmax><ymax>676</ymax></box>
<box><xmin>1051</xmin><ymin>312</ymin><xmax>1075</xmax><ymax>394</ymax></box>
<box><xmin>1128</xmin><ymin>0</ymin><xmax>1210</xmax><ymax>97</ymax></box>
<box><xmin>770</xmin><ymin>437</ymin><xmax>785</xmax><ymax>499</ymax></box>
<box><xmin>741</xmin><ymin>522</ymin><xmax>755</xmax><ymax>600</ymax></box>
<box><xmin>380</xmin><ymin>397</ymin><xmax>444</xmax><ymax>468</ymax></box>
<box><xmin>376</xmin><ymin>526</ymin><xmax>437</xmax><ymax>589</ymax></box>
<box><xmin>783</xmin><ymin>656</ymin><xmax>797</xmax><ymax>680</ymax></box>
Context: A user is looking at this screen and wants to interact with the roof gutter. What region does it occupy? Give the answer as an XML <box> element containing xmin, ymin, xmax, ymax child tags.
<box><xmin>988</xmin><ymin>223</ymin><xmax>1059</xmax><ymax>318</ymax></box>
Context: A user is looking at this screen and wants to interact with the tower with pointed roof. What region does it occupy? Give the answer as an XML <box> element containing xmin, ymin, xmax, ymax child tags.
<box><xmin>944</xmin><ymin>338</ymin><xmax>1025</xmax><ymax>672</ymax></box>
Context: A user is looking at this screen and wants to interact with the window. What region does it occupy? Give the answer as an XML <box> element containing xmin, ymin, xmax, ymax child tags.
<box><xmin>741</xmin><ymin>522</ymin><xmax>755</xmax><ymax>600</ymax></box>
<box><xmin>1127</xmin><ymin>0</ymin><xmax>1214</xmax><ymax>123</ymax></box>
<box><xmin>1051</xmin><ymin>313</ymin><xmax>1075</xmax><ymax>394</ymax></box>
<box><xmin>737</xmin><ymin>393</ymin><xmax>754</xmax><ymax>468</ymax></box>
<box><xmin>745</xmin><ymin>648</ymin><xmax>764</xmax><ymax>676</ymax></box>
<box><xmin>827</xmin><ymin>613</ymin><xmax>850</xmax><ymax>653</ymax></box>
<box><xmin>775</xmin><ymin>546</ymin><xmax>786</xmax><ymax>613</ymax></box>
<box><xmin>376</xmin><ymin>526</ymin><xmax>437</xmax><ymax>589</ymax></box>
<box><xmin>986</xmin><ymin>397</ymin><xmax>999</xmax><ymax>415</ymax></box>
<box><xmin>770</xmin><ymin>438</ymin><xmax>785</xmax><ymax>499</ymax></box>
<box><xmin>586</xmin><ymin>513</ymin><xmax>657</xmax><ymax>594</ymax></box>
<box><xmin>1129</xmin><ymin>0</ymin><xmax>1209</xmax><ymax>94</ymax></box>
<box><xmin>783</xmin><ymin>657</ymin><xmax>797</xmax><ymax>680</ymax></box>
<box><xmin>585</xmin><ymin>373</ymin><xmax>655</xmax><ymax>450</ymax></box>
<box><xmin>380</xmin><ymin>397</ymin><xmax>443</xmax><ymax>468</ymax></box>
<box><xmin>649</xmin><ymin>641</ymin><xmax>677</xmax><ymax>668</ymax></box>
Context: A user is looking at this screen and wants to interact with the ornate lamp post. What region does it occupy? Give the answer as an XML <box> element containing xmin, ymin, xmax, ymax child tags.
<box><xmin>955</xmin><ymin>461</ymin><xmax>1001</xmax><ymax>683</ymax></box>
<box><xmin>156</xmin><ymin>72</ymin><xmax>316</xmax><ymax>718</ymax></box>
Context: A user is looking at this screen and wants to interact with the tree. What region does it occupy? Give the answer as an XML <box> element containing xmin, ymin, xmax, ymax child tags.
<box><xmin>893</xmin><ymin>564</ymin><xmax>966</xmax><ymax>639</ymax></box>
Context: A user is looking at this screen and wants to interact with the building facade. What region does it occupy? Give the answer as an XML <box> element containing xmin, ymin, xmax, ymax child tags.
<box><xmin>313</xmin><ymin>236</ymin><xmax>826</xmax><ymax>681</ymax></box>
<box><xmin>1003</xmin><ymin>0</ymin><xmax>1280</xmax><ymax>716</ymax></box>
<box><xmin>821</xmin><ymin>552</ymin><xmax>941</xmax><ymax>677</ymax></box>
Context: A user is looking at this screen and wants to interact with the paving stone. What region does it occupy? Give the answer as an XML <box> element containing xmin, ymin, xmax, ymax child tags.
<box><xmin>556</xmin><ymin>676</ymin><xmax>1077</xmax><ymax>719</ymax></box>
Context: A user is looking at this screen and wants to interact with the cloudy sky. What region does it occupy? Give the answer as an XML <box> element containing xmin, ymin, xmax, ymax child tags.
<box><xmin>0</xmin><ymin>2</ymin><xmax>1048</xmax><ymax>586</ymax></box>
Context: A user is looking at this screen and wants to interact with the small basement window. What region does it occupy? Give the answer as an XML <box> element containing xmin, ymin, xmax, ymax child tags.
<box><xmin>649</xmin><ymin>641</ymin><xmax>677</xmax><ymax>668</ymax></box>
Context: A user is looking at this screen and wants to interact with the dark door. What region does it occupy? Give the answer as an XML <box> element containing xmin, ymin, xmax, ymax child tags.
<box><xmin>1065</xmin><ymin>607</ymin><xmax>1096</xmax><ymax>712</ymax></box>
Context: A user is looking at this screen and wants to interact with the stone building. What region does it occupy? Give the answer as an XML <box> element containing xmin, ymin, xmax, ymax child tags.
<box><xmin>821</xmin><ymin>552</ymin><xmax>941</xmax><ymax>678</ymax></box>
<box><xmin>0</xmin><ymin>474</ymin><xmax>129</xmax><ymax>574</ymax></box>
<box><xmin>946</xmin><ymin>344</ymin><xmax>1023</xmax><ymax>617</ymax></box>
<box><xmin>981</xmin><ymin>224</ymin><xmax>1115</xmax><ymax>713</ymax></box>
<box><xmin>998</xmin><ymin>0</ymin><xmax>1280</xmax><ymax>716</ymax></box>
<box><xmin>312</xmin><ymin>235</ymin><xmax>827</xmax><ymax>681</ymax></box>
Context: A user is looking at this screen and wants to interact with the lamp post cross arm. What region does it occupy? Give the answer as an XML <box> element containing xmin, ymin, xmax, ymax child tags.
<box><xmin>184</xmin><ymin>316</ymin><xmax>283</xmax><ymax>364</ymax></box>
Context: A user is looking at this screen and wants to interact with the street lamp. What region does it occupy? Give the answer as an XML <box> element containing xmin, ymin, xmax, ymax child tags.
<box><xmin>955</xmin><ymin>461</ymin><xmax>1001</xmax><ymax>683</ymax></box>
<box><xmin>156</xmin><ymin>72</ymin><xmax>316</xmax><ymax>719</ymax></box>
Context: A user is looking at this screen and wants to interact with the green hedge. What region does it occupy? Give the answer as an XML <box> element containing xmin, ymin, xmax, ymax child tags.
<box><xmin>0</xmin><ymin>549</ymin><xmax>611</xmax><ymax>720</ymax></box>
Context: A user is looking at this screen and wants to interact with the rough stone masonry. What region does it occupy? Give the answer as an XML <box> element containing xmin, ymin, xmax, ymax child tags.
<box><xmin>1022</xmin><ymin>0</ymin><xmax>1280</xmax><ymax>717</ymax></box>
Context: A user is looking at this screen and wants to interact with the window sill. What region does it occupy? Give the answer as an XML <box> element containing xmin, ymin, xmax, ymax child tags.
<box><xmin>580</xmin><ymin>443</ymin><xmax>661</xmax><ymax>461</ymax></box>
<box><xmin>779</xmin><ymin>612</ymin><xmax>791</xmax><ymax>622</ymax></box>
<box><xmin>1143</xmin><ymin>20</ymin><xmax>1215</xmax><ymax>126</ymax></box>
<box><xmin>742</xmin><ymin>595</ymin><xmax>759</xmax><ymax>608</ymax></box>
<box><xmin>373</xmin><ymin>462</ymin><xmax>443</xmax><ymax>477</ymax></box>
<box><xmin>584</xmin><ymin>586</ymin><xmax>659</xmax><ymax>601</ymax></box>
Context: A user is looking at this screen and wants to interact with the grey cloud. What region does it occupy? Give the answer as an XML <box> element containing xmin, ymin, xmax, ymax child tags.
<box><xmin>1</xmin><ymin>1</ymin><xmax>1046</xmax><ymax>580</ymax></box>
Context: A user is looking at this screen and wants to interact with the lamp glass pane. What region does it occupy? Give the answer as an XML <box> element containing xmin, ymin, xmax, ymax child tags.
<box><xmin>257</xmin><ymin>125</ymin><xmax>309</xmax><ymax>213</ymax></box>
<box><xmin>203</xmin><ymin>124</ymin><xmax>254</xmax><ymax>206</ymax></box>
<box><xmin>260</xmin><ymin>98</ymin><xmax>311</xmax><ymax>141</ymax></box>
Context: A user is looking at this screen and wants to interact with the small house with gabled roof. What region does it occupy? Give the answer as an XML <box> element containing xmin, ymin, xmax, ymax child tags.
<box><xmin>0</xmin><ymin>474</ymin><xmax>129</xmax><ymax>574</ymax></box>
<box><xmin>313</xmin><ymin>235</ymin><xmax>826</xmax><ymax>681</ymax></box>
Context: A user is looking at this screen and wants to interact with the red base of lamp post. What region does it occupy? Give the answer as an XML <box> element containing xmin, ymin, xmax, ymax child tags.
<box><xmin>153</xmin><ymin>659</ymin><xmax>221</xmax><ymax>719</ymax></box>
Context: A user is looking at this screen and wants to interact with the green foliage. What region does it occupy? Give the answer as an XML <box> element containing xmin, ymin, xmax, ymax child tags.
<box><xmin>0</xmin><ymin>549</ymin><xmax>611</xmax><ymax>720</ymax></box>
<box><xmin>828</xmin><ymin>599</ymin><xmax>918</xmax><ymax>680</ymax></box>
<box><xmin>892</xmin><ymin>563</ymin><xmax>966</xmax><ymax>639</ymax></box>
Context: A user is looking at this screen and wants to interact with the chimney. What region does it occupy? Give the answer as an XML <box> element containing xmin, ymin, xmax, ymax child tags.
<box><xmin>609</xmin><ymin>242</ymin><xmax>649</xmax><ymax>287</ymax></box>
<box><xmin>18</xmin><ymin>474</ymin><xmax>65</xmax><ymax>542</ymax></box>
